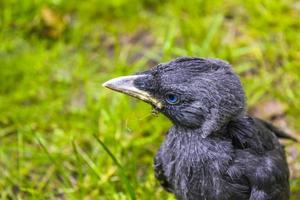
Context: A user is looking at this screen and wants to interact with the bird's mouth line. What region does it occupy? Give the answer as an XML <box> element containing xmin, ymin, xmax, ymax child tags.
<box><xmin>102</xmin><ymin>75</ymin><xmax>163</xmax><ymax>109</ymax></box>
<box><xmin>106</xmin><ymin>86</ymin><xmax>163</xmax><ymax>109</ymax></box>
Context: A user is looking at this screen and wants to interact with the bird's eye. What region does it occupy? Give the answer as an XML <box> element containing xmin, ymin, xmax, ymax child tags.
<box><xmin>165</xmin><ymin>93</ymin><xmax>180</xmax><ymax>105</ymax></box>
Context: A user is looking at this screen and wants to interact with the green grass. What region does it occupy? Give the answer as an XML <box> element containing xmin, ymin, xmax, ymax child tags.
<box><xmin>1</xmin><ymin>0</ymin><xmax>300</xmax><ymax>199</ymax></box>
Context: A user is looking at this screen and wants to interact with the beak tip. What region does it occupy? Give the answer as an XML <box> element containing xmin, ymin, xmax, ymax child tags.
<box><xmin>102</xmin><ymin>81</ymin><xmax>111</xmax><ymax>88</ymax></box>
<box><xmin>102</xmin><ymin>82</ymin><xmax>108</xmax><ymax>87</ymax></box>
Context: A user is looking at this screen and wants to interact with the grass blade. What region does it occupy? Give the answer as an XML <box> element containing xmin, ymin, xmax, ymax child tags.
<box><xmin>93</xmin><ymin>134</ymin><xmax>136</xmax><ymax>200</ymax></box>
<box><xmin>72</xmin><ymin>141</ymin><xmax>102</xmax><ymax>180</ymax></box>
<box><xmin>36</xmin><ymin>136</ymin><xmax>72</xmax><ymax>187</ymax></box>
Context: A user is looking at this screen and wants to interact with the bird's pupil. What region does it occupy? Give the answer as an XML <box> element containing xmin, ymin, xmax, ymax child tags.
<box><xmin>169</xmin><ymin>95</ymin><xmax>175</xmax><ymax>101</ymax></box>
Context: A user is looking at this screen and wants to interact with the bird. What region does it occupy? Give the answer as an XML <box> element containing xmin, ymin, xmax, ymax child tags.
<box><xmin>103</xmin><ymin>57</ymin><xmax>296</xmax><ymax>200</ymax></box>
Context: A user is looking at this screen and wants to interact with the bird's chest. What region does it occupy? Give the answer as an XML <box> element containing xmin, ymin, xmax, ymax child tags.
<box><xmin>160</xmin><ymin>132</ymin><xmax>234</xmax><ymax>200</ymax></box>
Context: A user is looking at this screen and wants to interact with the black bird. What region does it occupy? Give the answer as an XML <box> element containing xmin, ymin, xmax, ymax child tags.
<box><xmin>103</xmin><ymin>57</ymin><xmax>296</xmax><ymax>200</ymax></box>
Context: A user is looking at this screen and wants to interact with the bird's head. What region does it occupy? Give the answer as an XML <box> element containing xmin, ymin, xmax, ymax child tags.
<box><xmin>103</xmin><ymin>57</ymin><xmax>245</xmax><ymax>138</ymax></box>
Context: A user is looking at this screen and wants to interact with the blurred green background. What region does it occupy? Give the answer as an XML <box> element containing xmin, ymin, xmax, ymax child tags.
<box><xmin>1</xmin><ymin>0</ymin><xmax>300</xmax><ymax>199</ymax></box>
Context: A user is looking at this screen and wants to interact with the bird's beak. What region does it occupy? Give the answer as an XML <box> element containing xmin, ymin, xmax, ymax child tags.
<box><xmin>102</xmin><ymin>75</ymin><xmax>163</xmax><ymax>109</ymax></box>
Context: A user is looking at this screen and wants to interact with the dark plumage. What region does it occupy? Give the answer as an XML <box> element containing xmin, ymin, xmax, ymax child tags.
<box><xmin>103</xmin><ymin>57</ymin><xmax>295</xmax><ymax>200</ymax></box>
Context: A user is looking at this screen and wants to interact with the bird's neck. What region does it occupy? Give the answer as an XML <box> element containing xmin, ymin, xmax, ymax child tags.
<box><xmin>173</xmin><ymin>123</ymin><xmax>228</xmax><ymax>138</ymax></box>
<box><xmin>164</xmin><ymin>125</ymin><xmax>233</xmax><ymax>160</ymax></box>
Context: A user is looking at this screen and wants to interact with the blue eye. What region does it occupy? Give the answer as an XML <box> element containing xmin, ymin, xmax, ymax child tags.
<box><xmin>165</xmin><ymin>93</ymin><xmax>180</xmax><ymax>104</ymax></box>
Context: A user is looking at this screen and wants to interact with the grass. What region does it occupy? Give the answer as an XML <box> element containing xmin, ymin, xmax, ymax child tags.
<box><xmin>0</xmin><ymin>0</ymin><xmax>300</xmax><ymax>199</ymax></box>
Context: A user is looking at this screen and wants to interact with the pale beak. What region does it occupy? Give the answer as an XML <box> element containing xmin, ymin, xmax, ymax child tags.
<box><xmin>102</xmin><ymin>75</ymin><xmax>163</xmax><ymax>109</ymax></box>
